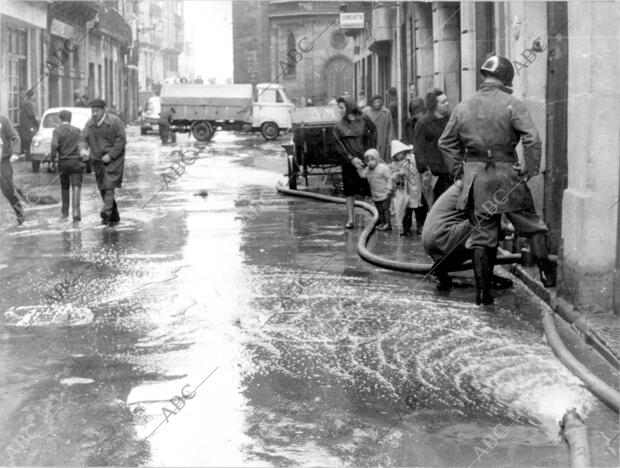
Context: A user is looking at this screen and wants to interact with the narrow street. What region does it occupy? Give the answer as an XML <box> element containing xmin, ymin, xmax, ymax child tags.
<box><xmin>0</xmin><ymin>128</ymin><xmax>617</xmax><ymax>467</ymax></box>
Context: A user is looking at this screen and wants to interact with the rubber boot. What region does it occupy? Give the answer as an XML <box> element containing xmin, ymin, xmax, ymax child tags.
<box><xmin>530</xmin><ymin>232</ymin><xmax>557</xmax><ymax>287</ymax></box>
<box><xmin>72</xmin><ymin>186</ymin><xmax>81</xmax><ymax>221</ymax></box>
<box><xmin>61</xmin><ymin>189</ymin><xmax>70</xmax><ymax>218</ymax></box>
<box><xmin>488</xmin><ymin>247</ymin><xmax>514</xmax><ymax>289</ymax></box>
<box><xmin>473</xmin><ymin>247</ymin><xmax>494</xmax><ymax>305</ymax></box>
<box><xmin>402</xmin><ymin>207</ymin><xmax>413</xmax><ymax>236</ymax></box>
<box><xmin>413</xmin><ymin>206</ymin><xmax>427</xmax><ymax>234</ymax></box>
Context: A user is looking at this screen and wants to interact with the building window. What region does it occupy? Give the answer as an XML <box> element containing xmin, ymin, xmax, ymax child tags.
<box><xmin>286</xmin><ymin>32</ymin><xmax>296</xmax><ymax>75</ymax></box>
<box><xmin>7</xmin><ymin>26</ymin><xmax>28</xmax><ymax>124</ymax></box>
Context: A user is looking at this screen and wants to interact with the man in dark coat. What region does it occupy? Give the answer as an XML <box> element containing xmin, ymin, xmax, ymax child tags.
<box><xmin>80</xmin><ymin>98</ymin><xmax>126</xmax><ymax>226</ymax></box>
<box><xmin>0</xmin><ymin>113</ymin><xmax>23</xmax><ymax>224</ymax></box>
<box><xmin>403</xmin><ymin>97</ymin><xmax>425</xmax><ymax>145</ymax></box>
<box><xmin>439</xmin><ymin>56</ymin><xmax>556</xmax><ymax>305</ymax></box>
<box><xmin>414</xmin><ymin>89</ymin><xmax>452</xmax><ymax>201</ymax></box>
<box><xmin>18</xmin><ymin>89</ymin><xmax>38</xmax><ymax>160</ymax></box>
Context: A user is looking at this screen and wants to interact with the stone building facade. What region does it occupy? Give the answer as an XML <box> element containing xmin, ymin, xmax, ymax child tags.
<box><xmin>232</xmin><ymin>1</ymin><xmax>355</xmax><ymax>105</ymax></box>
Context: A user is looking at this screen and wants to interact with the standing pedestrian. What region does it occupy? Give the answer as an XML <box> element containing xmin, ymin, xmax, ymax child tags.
<box><xmin>389</xmin><ymin>140</ymin><xmax>422</xmax><ymax>236</ymax></box>
<box><xmin>18</xmin><ymin>89</ymin><xmax>38</xmax><ymax>161</ymax></box>
<box><xmin>414</xmin><ymin>89</ymin><xmax>452</xmax><ymax>202</ymax></box>
<box><xmin>439</xmin><ymin>55</ymin><xmax>556</xmax><ymax>305</ymax></box>
<box><xmin>362</xmin><ymin>95</ymin><xmax>393</xmax><ymax>163</ymax></box>
<box><xmin>403</xmin><ymin>97</ymin><xmax>426</xmax><ymax>145</ymax></box>
<box><xmin>80</xmin><ymin>98</ymin><xmax>126</xmax><ymax>226</ymax></box>
<box><xmin>50</xmin><ymin>110</ymin><xmax>85</xmax><ymax>221</ymax></box>
<box><xmin>386</xmin><ymin>86</ymin><xmax>399</xmax><ymax>134</ymax></box>
<box><xmin>0</xmin><ymin>113</ymin><xmax>23</xmax><ymax>224</ymax></box>
<box><xmin>158</xmin><ymin>107</ymin><xmax>176</xmax><ymax>145</ymax></box>
<box><xmin>333</xmin><ymin>96</ymin><xmax>376</xmax><ymax>229</ymax></box>
<box><xmin>356</xmin><ymin>148</ymin><xmax>393</xmax><ymax>231</ymax></box>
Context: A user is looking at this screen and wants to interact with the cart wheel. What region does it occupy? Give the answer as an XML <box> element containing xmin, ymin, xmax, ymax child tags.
<box><xmin>32</xmin><ymin>160</ymin><xmax>40</xmax><ymax>172</ymax></box>
<box><xmin>192</xmin><ymin>121</ymin><xmax>214</xmax><ymax>142</ymax></box>
<box><xmin>260</xmin><ymin>122</ymin><xmax>279</xmax><ymax>141</ymax></box>
<box><xmin>287</xmin><ymin>155</ymin><xmax>298</xmax><ymax>190</ymax></box>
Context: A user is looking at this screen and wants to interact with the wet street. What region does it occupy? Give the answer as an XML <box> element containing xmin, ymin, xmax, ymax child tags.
<box><xmin>0</xmin><ymin>127</ymin><xmax>618</xmax><ymax>467</ymax></box>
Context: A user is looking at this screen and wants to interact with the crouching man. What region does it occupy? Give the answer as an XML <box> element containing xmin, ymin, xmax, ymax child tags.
<box><xmin>80</xmin><ymin>98</ymin><xmax>126</xmax><ymax>226</ymax></box>
<box><xmin>422</xmin><ymin>183</ymin><xmax>514</xmax><ymax>293</ymax></box>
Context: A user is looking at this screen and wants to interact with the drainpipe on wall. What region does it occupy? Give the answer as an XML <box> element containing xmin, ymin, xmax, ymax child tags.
<box><xmin>615</xmin><ymin>145</ymin><xmax>620</xmax><ymax>315</ymax></box>
<box><xmin>395</xmin><ymin>4</ymin><xmax>402</xmax><ymax>139</ymax></box>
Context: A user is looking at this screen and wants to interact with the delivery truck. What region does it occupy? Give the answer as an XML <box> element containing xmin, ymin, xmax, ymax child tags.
<box><xmin>160</xmin><ymin>82</ymin><xmax>294</xmax><ymax>142</ymax></box>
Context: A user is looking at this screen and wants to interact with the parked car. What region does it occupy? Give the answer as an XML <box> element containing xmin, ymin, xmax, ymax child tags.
<box><xmin>30</xmin><ymin>107</ymin><xmax>92</xmax><ymax>173</ymax></box>
<box><xmin>139</xmin><ymin>96</ymin><xmax>161</xmax><ymax>135</ymax></box>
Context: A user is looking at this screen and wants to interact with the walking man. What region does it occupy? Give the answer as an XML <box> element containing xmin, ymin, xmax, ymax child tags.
<box><xmin>80</xmin><ymin>99</ymin><xmax>126</xmax><ymax>226</ymax></box>
<box><xmin>0</xmin><ymin>113</ymin><xmax>23</xmax><ymax>224</ymax></box>
<box><xmin>362</xmin><ymin>94</ymin><xmax>393</xmax><ymax>163</ymax></box>
<box><xmin>51</xmin><ymin>110</ymin><xmax>86</xmax><ymax>221</ymax></box>
<box><xmin>439</xmin><ymin>56</ymin><xmax>556</xmax><ymax>305</ymax></box>
<box><xmin>18</xmin><ymin>89</ymin><xmax>38</xmax><ymax>161</ymax></box>
<box><xmin>414</xmin><ymin>89</ymin><xmax>452</xmax><ymax>202</ymax></box>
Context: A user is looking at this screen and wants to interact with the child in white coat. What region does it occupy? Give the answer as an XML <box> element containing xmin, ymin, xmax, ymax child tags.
<box><xmin>389</xmin><ymin>140</ymin><xmax>422</xmax><ymax>236</ymax></box>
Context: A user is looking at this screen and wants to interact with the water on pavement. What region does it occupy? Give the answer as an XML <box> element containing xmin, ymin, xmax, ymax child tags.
<box><xmin>0</xmin><ymin>129</ymin><xmax>617</xmax><ymax>467</ymax></box>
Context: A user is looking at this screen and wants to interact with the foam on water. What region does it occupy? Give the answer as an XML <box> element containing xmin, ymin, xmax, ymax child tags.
<box><xmin>243</xmin><ymin>266</ymin><xmax>597</xmax><ymax>440</ymax></box>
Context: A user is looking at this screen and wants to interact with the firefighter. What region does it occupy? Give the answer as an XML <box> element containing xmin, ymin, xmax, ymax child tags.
<box><xmin>439</xmin><ymin>56</ymin><xmax>556</xmax><ymax>305</ymax></box>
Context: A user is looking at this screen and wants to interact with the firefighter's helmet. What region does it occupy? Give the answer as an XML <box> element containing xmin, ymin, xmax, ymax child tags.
<box><xmin>480</xmin><ymin>56</ymin><xmax>515</xmax><ymax>87</ymax></box>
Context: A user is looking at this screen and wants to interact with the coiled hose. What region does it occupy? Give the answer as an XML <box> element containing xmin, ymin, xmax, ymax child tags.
<box><xmin>276</xmin><ymin>184</ymin><xmax>620</xmax><ymax>414</ymax></box>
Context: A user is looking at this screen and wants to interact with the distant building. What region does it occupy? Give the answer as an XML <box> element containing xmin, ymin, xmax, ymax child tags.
<box><xmin>136</xmin><ymin>0</ymin><xmax>184</xmax><ymax>94</ymax></box>
<box><xmin>232</xmin><ymin>1</ymin><xmax>354</xmax><ymax>105</ymax></box>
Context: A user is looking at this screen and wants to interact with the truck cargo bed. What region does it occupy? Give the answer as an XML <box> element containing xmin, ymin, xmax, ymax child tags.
<box><xmin>160</xmin><ymin>84</ymin><xmax>253</xmax><ymax>122</ymax></box>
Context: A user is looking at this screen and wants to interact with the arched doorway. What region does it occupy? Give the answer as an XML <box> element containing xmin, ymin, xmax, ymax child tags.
<box><xmin>323</xmin><ymin>56</ymin><xmax>353</xmax><ymax>99</ymax></box>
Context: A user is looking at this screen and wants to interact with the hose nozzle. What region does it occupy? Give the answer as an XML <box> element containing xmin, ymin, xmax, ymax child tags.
<box><xmin>560</xmin><ymin>409</ymin><xmax>591</xmax><ymax>468</ymax></box>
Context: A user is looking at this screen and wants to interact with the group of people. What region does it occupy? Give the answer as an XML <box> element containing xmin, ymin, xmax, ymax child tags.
<box><xmin>332</xmin><ymin>55</ymin><xmax>557</xmax><ymax>305</ymax></box>
<box><xmin>1</xmin><ymin>98</ymin><xmax>126</xmax><ymax>227</ymax></box>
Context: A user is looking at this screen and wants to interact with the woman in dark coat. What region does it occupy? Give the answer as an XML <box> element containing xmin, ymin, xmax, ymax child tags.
<box><xmin>333</xmin><ymin>97</ymin><xmax>377</xmax><ymax>228</ymax></box>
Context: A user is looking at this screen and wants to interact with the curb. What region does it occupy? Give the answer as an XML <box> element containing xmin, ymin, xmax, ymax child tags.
<box><xmin>501</xmin><ymin>249</ymin><xmax>620</xmax><ymax>371</ymax></box>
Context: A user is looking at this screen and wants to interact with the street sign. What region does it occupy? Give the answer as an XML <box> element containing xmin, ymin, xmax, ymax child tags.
<box><xmin>339</xmin><ymin>12</ymin><xmax>364</xmax><ymax>29</ymax></box>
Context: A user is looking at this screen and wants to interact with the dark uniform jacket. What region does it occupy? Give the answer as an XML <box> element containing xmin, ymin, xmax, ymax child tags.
<box><xmin>0</xmin><ymin>114</ymin><xmax>21</xmax><ymax>160</ymax></box>
<box><xmin>333</xmin><ymin>114</ymin><xmax>377</xmax><ymax>164</ymax></box>
<box><xmin>438</xmin><ymin>82</ymin><xmax>541</xmax><ymax>214</ymax></box>
<box><xmin>19</xmin><ymin>99</ymin><xmax>38</xmax><ymax>139</ymax></box>
<box><xmin>51</xmin><ymin>124</ymin><xmax>81</xmax><ymax>162</ymax></box>
<box><xmin>81</xmin><ymin>113</ymin><xmax>126</xmax><ymax>188</ymax></box>
<box><xmin>413</xmin><ymin>114</ymin><xmax>450</xmax><ymax>175</ymax></box>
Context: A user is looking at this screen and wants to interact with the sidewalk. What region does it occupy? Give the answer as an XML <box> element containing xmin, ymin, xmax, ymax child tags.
<box><xmin>504</xmin><ymin>258</ymin><xmax>620</xmax><ymax>370</ymax></box>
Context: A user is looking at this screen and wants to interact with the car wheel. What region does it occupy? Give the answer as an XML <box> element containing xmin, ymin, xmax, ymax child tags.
<box><xmin>191</xmin><ymin>121</ymin><xmax>214</xmax><ymax>142</ymax></box>
<box><xmin>260</xmin><ymin>122</ymin><xmax>279</xmax><ymax>141</ymax></box>
<box><xmin>32</xmin><ymin>160</ymin><xmax>40</xmax><ymax>172</ymax></box>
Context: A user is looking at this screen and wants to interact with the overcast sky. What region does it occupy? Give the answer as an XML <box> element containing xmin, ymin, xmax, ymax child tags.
<box><xmin>184</xmin><ymin>0</ymin><xmax>233</xmax><ymax>83</ymax></box>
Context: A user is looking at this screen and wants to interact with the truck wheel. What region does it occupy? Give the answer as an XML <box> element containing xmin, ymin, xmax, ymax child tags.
<box><xmin>192</xmin><ymin>122</ymin><xmax>214</xmax><ymax>142</ymax></box>
<box><xmin>140</xmin><ymin>127</ymin><xmax>148</xmax><ymax>135</ymax></box>
<box><xmin>32</xmin><ymin>160</ymin><xmax>40</xmax><ymax>172</ymax></box>
<box><xmin>261</xmin><ymin>122</ymin><xmax>279</xmax><ymax>141</ymax></box>
<box><xmin>287</xmin><ymin>155</ymin><xmax>298</xmax><ymax>190</ymax></box>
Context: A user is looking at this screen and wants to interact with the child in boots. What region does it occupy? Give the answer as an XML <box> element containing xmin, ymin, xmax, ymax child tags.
<box><xmin>389</xmin><ymin>140</ymin><xmax>422</xmax><ymax>236</ymax></box>
<box><xmin>355</xmin><ymin>148</ymin><xmax>393</xmax><ymax>230</ymax></box>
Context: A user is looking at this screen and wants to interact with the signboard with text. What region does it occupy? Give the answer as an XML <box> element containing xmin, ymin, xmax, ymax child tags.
<box><xmin>339</xmin><ymin>12</ymin><xmax>364</xmax><ymax>29</ymax></box>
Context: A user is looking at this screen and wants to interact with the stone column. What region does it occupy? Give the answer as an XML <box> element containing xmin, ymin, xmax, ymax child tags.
<box><xmin>561</xmin><ymin>1</ymin><xmax>620</xmax><ymax>314</ymax></box>
<box><xmin>432</xmin><ymin>2</ymin><xmax>460</xmax><ymax>105</ymax></box>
